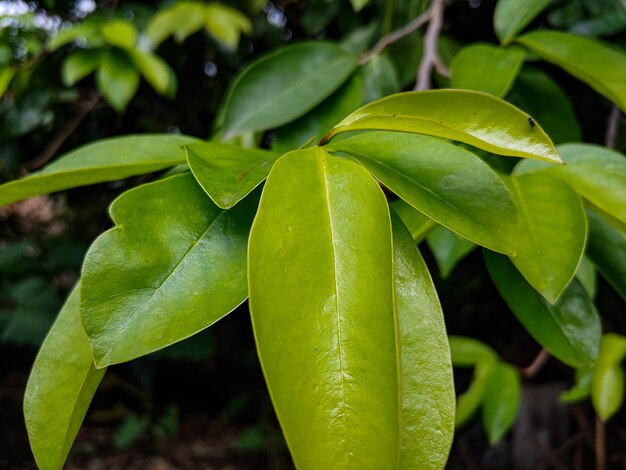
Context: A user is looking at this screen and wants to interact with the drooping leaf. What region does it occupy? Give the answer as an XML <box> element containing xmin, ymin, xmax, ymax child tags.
<box><xmin>145</xmin><ymin>1</ymin><xmax>205</xmax><ymax>47</ymax></box>
<box><xmin>185</xmin><ymin>142</ymin><xmax>279</xmax><ymax>209</ymax></box>
<box><xmin>128</xmin><ymin>49</ymin><xmax>174</xmax><ymax>96</ymax></box>
<box><xmin>204</xmin><ymin>2</ymin><xmax>252</xmax><ymax>51</ymax></box>
<box><xmin>494</xmin><ymin>0</ymin><xmax>552</xmax><ymax>45</ymax></box>
<box><xmin>450</xmin><ymin>43</ymin><xmax>525</xmax><ymax>97</ymax></box>
<box><xmin>329</xmin><ymin>132</ymin><xmax>519</xmax><ymax>254</ymax></box>
<box><xmin>592</xmin><ymin>334</ymin><xmax>626</xmax><ymax>421</ymax></box>
<box><xmin>517</xmin><ymin>31</ymin><xmax>626</xmax><ymax>112</ymax></box>
<box><xmin>391</xmin><ymin>213</ymin><xmax>455</xmax><ymax>469</ymax></box>
<box><xmin>101</xmin><ymin>20</ymin><xmax>137</xmax><ymax>49</ymax></box>
<box><xmin>390</xmin><ymin>199</ymin><xmax>436</xmax><ymax>242</ymax></box>
<box><xmin>24</xmin><ymin>285</ymin><xmax>106</xmax><ymax>470</ymax></box>
<box><xmin>484</xmin><ymin>252</ymin><xmax>601</xmax><ymax>368</ymax></box>
<box><xmin>482</xmin><ymin>362</ymin><xmax>521</xmax><ymax>444</ymax></box>
<box><xmin>507</xmin><ymin>172</ymin><xmax>587</xmax><ymax>303</ymax></box>
<box><xmin>221</xmin><ymin>42</ymin><xmax>358</xmax><ymax>138</ymax></box>
<box><xmin>249</xmin><ymin>147</ymin><xmax>400</xmax><ymax>467</ymax></box>
<box><xmin>61</xmin><ymin>50</ymin><xmax>102</xmax><ymax>86</ymax></box>
<box><xmin>456</xmin><ymin>361</ymin><xmax>494</xmax><ymax>427</ymax></box>
<box><xmin>586</xmin><ymin>209</ymin><xmax>626</xmax><ymax>300</ymax></box>
<box><xmin>0</xmin><ymin>134</ymin><xmax>198</xmax><ymax>207</ymax></box>
<box><xmin>81</xmin><ymin>173</ymin><xmax>256</xmax><ymax>367</ymax></box>
<box><xmin>48</xmin><ymin>22</ymin><xmax>102</xmax><ymax>51</ymax></box>
<box><xmin>449</xmin><ymin>336</ymin><xmax>498</xmax><ymax>368</ymax></box>
<box><xmin>508</xmin><ymin>66</ymin><xmax>581</xmax><ymax>144</ymax></box>
<box><xmin>96</xmin><ymin>50</ymin><xmax>140</xmax><ymax>112</ymax></box>
<box><xmin>324</xmin><ymin>90</ymin><xmax>561</xmax><ymax>163</ymax></box>
<box><xmin>426</xmin><ymin>226</ymin><xmax>476</xmax><ymax>279</ymax></box>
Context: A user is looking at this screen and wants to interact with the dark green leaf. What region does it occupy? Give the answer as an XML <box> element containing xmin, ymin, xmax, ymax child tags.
<box><xmin>494</xmin><ymin>0</ymin><xmax>552</xmax><ymax>45</ymax></box>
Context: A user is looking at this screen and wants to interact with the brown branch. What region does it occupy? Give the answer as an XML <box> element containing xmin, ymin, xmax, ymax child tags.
<box><xmin>26</xmin><ymin>92</ymin><xmax>101</xmax><ymax>171</ymax></box>
<box><xmin>605</xmin><ymin>104</ymin><xmax>621</xmax><ymax>149</ymax></box>
<box><xmin>415</xmin><ymin>0</ymin><xmax>447</xmax><ymax>90</ymax></box>
<box><xmin>596</xmin><ymin>415</ymin><xmax>606</xmax><ymax>470</ymax></box>
<box><xmin>520</xmin><ymin>349</ymin><xmax>550</xmax><ymax>379</ymax></box>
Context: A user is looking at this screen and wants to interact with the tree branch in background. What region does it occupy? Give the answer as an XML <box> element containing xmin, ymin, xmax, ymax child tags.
<box><xmin>605</xmin><ymin>104</ymin><xmax>621</xmax><ymax>149</ymax></box>
<box><xmin>520</xmin><ymin>349</ymin><xmax>550</xmax><ymax>379</ymax></box>
<box><xmin>415</xmin><ymin>0</ymin><xmax>448</xmax><ymax>90</ymax></box>
<box><xmin>26</xmin><ymin>92</ymin><xmax>101</xmax><ymax>172</ymax></box>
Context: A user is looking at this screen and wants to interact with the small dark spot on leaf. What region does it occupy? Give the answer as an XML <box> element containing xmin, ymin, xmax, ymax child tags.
<box><xmin>528</xmin><ymin>117</ymin><xmax>536</xmax><ymax>128</ymax></box>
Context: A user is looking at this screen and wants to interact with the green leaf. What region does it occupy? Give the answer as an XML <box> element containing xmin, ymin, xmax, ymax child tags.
<box><xmin>359</xmin><ymin>54</ymin><xmax>400</xmax><ymax>103</ymax></box>
<box><xmin>349</xmin><ymin>0</ymin><xmax>370</xmax><ymax>12</ymax></box>
<box><xmin>576</xmin><ymin>256</ymin><xmax>597</xmax><ymax>299</ymax></box>
<box><xmin>456</xmin><ymin>361</ymin><xmax>494</xmax><ymax>427</ymax></box>
<box><xmin>249</xmin><ymin>147</ymin><xmax>400</xmax><ymax>467</ymax></box>
<box><xmin>96</xmin><ymin>50</ymin><xmax>140</xmax><ymax>112</ymax></box>
<box><xmin>586</xmin><ymin>209</ymin><xmax>626</xmax><ymax>300</ymax></box>
<box><xmin>145</xmin><ymin>1</ymin><xmax>205</xmax><ymax>48</ymax></box>
<box><xmin>48</xmin><ymin>22</ymin><xmax>102</xmax><ymax>51</ymax></box>
<box><xmin>101</xmin><ymin>20</ymin><xmax>137</xmax><ymax>49</ymax></box>
<box><xmin>449</xmin><ymin>336</ymin><xmax>498</xmax><ymax>368</ymax></box>
<box><xmin>494</xmin><ymin>0</ymin><xmax>552</xmax><ymax>45</ymax></box>
<box><xmin>517</xmin><ymin>31</ymin><xmax>626</xmax><ymax>112</ymax></box>
<box><xmin>516</xmin><ymin>144</ymin><xmax>626</xmax><ymax>225</ymax></box>
<box><xmin>482</xmin><ymin>362</ymin><xmax>521</xmax><ymax>444</ymax></box>
<box><xmin>0</xmin><ymin>134</ymin><xmax>198</xmax><ymax>207</ymax></box>
<box><xmin>390</xmin><ymin>199</ymin><xmax>436</xmax><ymax>242</ymax></box>
<box><xmin>508</xmin><ymin>66</ymin><xmax>581</xmax><ymax>144</ymax></box>
<box><xmin>507</xmin><ymin>172</ymin><xmax>587</xmax><ymax>303</ymax></box>
<box><xmin>329</xmin><ymin>132</ymin><xmax>519</xmax><ymax>255</ymax></box>
<box><xmin>560</xmin><ymin>368</ymin><xmax>593</xmax><ymax>404</ymax></box>
<box><xmin>0</xmin><ymin>67</ymin><xmax>14</xmax><ymax>96</ymax></box>
<box><xmin>484</xmin><ymin>252</ymin><xmax>601</xmax><ymax>368</ymax></box>
<box><xmin>128</xmin><ymin>49</ymin><xmax>174</xmax><ymax>96</ymax></box>
<box><xmin>592</xmin><ymin>334</ymin><xmax>626</xmax><ymax>421</ymax></box>
<box><xmin>185</xmin><ymin>142</ymin><xmax>279</xmax><ymax>209</ymax></box>
<box><xmin>325</xmin><ymin>90</ymin><xmax>561</xmax><ymax>163</ymax></box>
<box><xmin>204</xmin><ymin>2</ymin><xmax>252</xmax><ymax>51</ymax></box>
<box><xmin>61</xmin><ymin>50</ymin><xmax>102</xmax><ymax>86</ymax></box>
<box><xmin>391</xmin><ymin>213</ymin><xmax>455</xmax><ymax>469</ymax></box>
<box><xmin>450</xmin><ymin>43</ymin><xmax>525</xmax><ymax>97</ymax></box>
<box><xmin>24</xmin><ymin>285</ymin><xmax>106</xmax><ymax>470</ymax></box>
<box><xmin>426</xmin><ymin>226</ymin><xmax>476</xmax><ymax>279</ymax></box>
<box><xmin>81</xmin><ymin>173</ymin><xmax>256</xmax><ymax>367</ymax></box>
<box><xmin>221</xmin><ymin>42</ymin><xmax>358</xmax><ymax>138</ymax></box>
<box><xmin>272</xmin><ymin>75</ymin><xmax>363</xmax><ymax>155</ymax></box>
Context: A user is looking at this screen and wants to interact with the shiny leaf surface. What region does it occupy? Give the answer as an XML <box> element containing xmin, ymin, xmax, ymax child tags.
<box><xmin>0</xmin><ymin>134</ymin><xmax>198</xmax><ymax>207</ymax></box>
<box><xmin>329</xmin><ymin>132</ymin><xmax>518</xmax><ymax>254</ymax></box>
<box><xmin>494</xmin><ymin>0</ymin><xmax>552</xmax><ymax>45</ymax></box>
<box><xmin>482</xmin><ymin>362</ymin><xmax>521</xmax><ymax>444</ymax></box>
<box><xmin>81</xmin><ymin>173</ymin><xmax>255</xmax><ymax>367</ymax></box>
<box><xmin>24</xmin><ymin>285</ymin><xmax>106</xmax><ymax>470</ymax></box>
<box><xmin>325</xmin><ymin>90</ymin><xmax>561</xmax><ymax>162</ymax></box>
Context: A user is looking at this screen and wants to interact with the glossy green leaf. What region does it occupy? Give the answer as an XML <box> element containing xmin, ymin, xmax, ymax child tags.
<box><xmin>450</xmin><ymin>43</ymin><xmax>525</xmax><ymax>97</ymax></box>
<box><xmin>204</xmin><ymin>3</ymin><xmax>252</xmax><ymax>51</ymax></box>
<box><xmin>509</xmin><ymin>66</ymin><xmax>581</xmax><ymax>144</ymax></box>
<box><xmin>325</xmin><ymin>90</ymin><xmax>561</xmax><ymax>163</ymax></box>
<box><xmin>24</xmin><ymin>285</ymin><xmax>106</xmax><ymax>470</ymax></box>
<box><xmin>81</xmin><ymin>173</ymin><xmax>256</xmax><ymax>367</ymax></box>
<box><xmin>101</xmin><ymin>20</ymin><xmax>137</xmax><ymax>49</ymax></box>
<box><xmin>390</xmin><ymin>199</ymin><xmax>436</xmax><ymax>242</ymax></box>
<box><xmin>185</xmin><ymin>142</ymin><xmax>279</xmax><ymax>209</ymax></box>
<box><xmin>359</xmin><ymin>54</ymin><xmax>400</xmax><ymax>103</ymax></box>
<box><xmin>145</xmin><ymin>1</ymin><xmax>205</xmax><ymax>47</ymax></box>
<box><xmin>391</xmin><ymin>213</ymin><xmax>455</xmax><ymax>469</ymax></box>
<box><xmin>482</xmin><ymin>362</ymin><xmax>521</xmax><ymax>444</ymax></box>
<box><xmin>0</xmin><ymin>134</ymin><xmax>198</xmax><ymax>207</ymax></box>
<box><xmin>249</xmin><ymin>147</ymin><xmax>400</xmax><ymax>468</ymax></box>
<box><xmin>516</xmin><ymin>144</ymin><xmax>626</xmax><ymax>225</ymax></box>
<box><xmin>272</xmin><ymin>76</ymin><xmax>363</xmax><ymax>155</ymax></box>
<box><xmin>517</xmin><ymin>31</ymin><xmax>626</xmax><ymax>112</ymax></box>
<box><xmin>128</xmin><ymin>49</ymin><xmax>173</xmax><ymax>96</ymax></box>
<box><xmin>221</xmin><ymin>42</ymin><xmax>358</xmax><ymax>138</ymax></box>
<box><xmin>61</xmin><ymin>50</ymin><xmax>102</xmax><ymax>86</ymax></box>
<box><xmin>456</xmin><ymin>361</ymin><xmax>494</xmax><ymax>427</ymax></box>
<box><xmin>449</xmin><ymin>336</ymin><xmax>497</xmax><ymax>368</ymax></box>
<box><xmin>592</xmin><ymin>334</ymin><xmax>626</xmax><ymax>421</ymax></box>
<box><xmin>494</xmin><ymin>0</ymin><xmax>552</xmax><ymax>45</ymax></box>
<box><xmin>586</xmin><ymin>209</ymin><xmax>626</xmax><ymax>300</ymax></box>
<box><xmin>329</xmin><ymin>132</ymin><xmax>518</xmax><ymax>255</ymax></box>
<box><xmin>507</xmin><ymin>172</ymin><xmax>587</xmax><ymax>303</ymax></box>
<box><xmin>96</xmin><ymin>50</ymin><xmax>139</xmax><ymax>112</ymax></box>
<box><xmin>484</xmin><ymin>252</ymin><xmax>601</xmax><ymax>368</ymax></box>
<box><xmin>426</xmin><ymin>226</ymin><xmax>476</xmax><ymax>279</ymax></box>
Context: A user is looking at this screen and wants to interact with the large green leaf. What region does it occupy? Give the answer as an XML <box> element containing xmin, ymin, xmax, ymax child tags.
<box><xmin>586</xmin><ymin>209</ymin><xmax>626</xmax><ymax>300</ymax></box>
<box><xmin>185</xmin><ymin>142</ymin><xmax>279</xmax><ymax>209</ymax></box>
<box><xmin>221</xmin><ymin>42</ymin><xmax>358</xmax><ymax>138</ymax></box>
<box><xmin>516</xmin><ymin>144</ymin><xmax>626</xmax><ymax>225</ymax></box>
<box><xmin>517</xmin><ymin>31</ymin><xmax>626</xmax><ymax>112</ymax></box>
<box><xmin>592</xmin><ymin>334</ymin><xmax>626</xmax><ymax>421</ymax></box>
<box><xmin>329</xmin><ymin>132</ymin><xmax>518</xmax><ymax>254</ymax></box>
<box><xmin>391</xmin><ymin>213</ymin><xmax>455</xmax><ymax>469</ymax></box>
<box><xmin>96</xmin><ymin>50</ymin><xmax>140</xmax><ymax>112</ymax></box>
<box><xmin>324</xmin><ymin>90</ymin><xmax>561</xmax><ymax>163</ymax></box>
<box><xmin>507</xmin><ymin>172</ymin><xmax>587</xmax><ymax>303</ymax></box>
<box><xmin>482</xmin><ymin>362</ymin><xmax>521</xmax><ymax>444</ymax></box>
<box><xmin>450</xmin><ymin>43</ymin><xmax>525</xmax><ymax>97</ymax></box>
<box><xmin>391</xmin><ymin>199</ymin><xmax>436</xmax><ymax>242</ymax></box>
<box><xmin>426</xmin><ymin>226</ymin><xmax>476</xmax><ymax>279</ymax></box>
<box><xmin>0</xmin><ymin>134</ymin><xmax>198</xmax><ymax>208</ymax></box>
<box><xmin>494</xmin><ymin>0</ymin><xmax>552</xmax><ymax>45</ymax></box>
<box><xmin>249</xmin><ymin>147</ymin><xmax>400</xmax><ymax>468</ymax></box>
<box><xmin>484</xmin><ymin>252</ymin><xmax>601</xmax><ymax>368</ymax></box>
<box><xmin>24</xmin><ymin>285</ymin><xmax>106</xmax><ymax>470</ymax></box>
<box><xmin>81</xmin><ymin>173</ymin><xmax>255</xmax><ymax>367</ymax></box>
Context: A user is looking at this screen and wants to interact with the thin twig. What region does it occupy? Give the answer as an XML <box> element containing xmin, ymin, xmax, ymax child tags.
<box><xmin>520</xmin><ymin>349</ymin><xmax>550</xmax><ymax>379</ymax></box>
<box><xmin>605</xmin><ymin>104</ymin><xmax>621</xmax><ymax>149</ymax></box>
<box><xmin>26</xmin><ymin>92</ymin><xmax>101</xmax><ymax>171</ymax></box>
<box><xmin>359</xmin><ymin>9</ymin><xmax>431</xmax><ymax>65</ymax></box>
<box><xmin>415</xmin><ymin>0</ymin><xmax>447</xmax><ymax>90</ymax></box>
<box><xmin>596</xmin><ymin>415</ymin><xmax>606</xmax><ymax>470</ymax></box>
